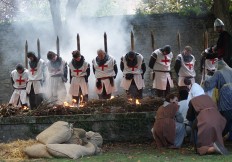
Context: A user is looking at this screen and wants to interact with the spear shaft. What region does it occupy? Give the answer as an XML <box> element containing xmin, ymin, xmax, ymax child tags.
<box><xmin>25</xmin><ymin>40</ymin><xmax>28</xmax><ymax>68</ymax></box>
<box><xmin>177</xmin><ymin>31</ymin><xmax>181</xmax><ymax>54</ymax></box>
<box><xmin>131</xmin><ymin>31</ymin><xmax>134</xmax><ymax>51</ymax></box>
<box><xmin>104</xmin><ymin>32</ymin><xmax>107</xmax><ymax>53</ymax></box>
<box><xmin>77</xmin><ymin>33</ymin><xmax>80</xmax><ymax>51</ymax></box>
<box><xmin>37</xmin><ymin>38</ymin><xmax>41</xmax><ymax>59</ymax></box>
<box><xmin>56</xmin><ymin>36</ymin><xmax>60</xmax><ymax>56</ymax></box>
<box><xmin>151</xmin><ymin>31</ymin><xmax>155</xmax><ymax>51</ymax></box>
<box><xmin>204</xmin><ymin>30</ymin><xmax>208</xmax><ymax>49</ymax></box>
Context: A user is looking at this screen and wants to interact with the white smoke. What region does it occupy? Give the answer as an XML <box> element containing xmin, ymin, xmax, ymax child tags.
<box><xmin>9</xmin><ymin>0</ymin><xmax>141</xmax><ymax>100</ymax></box>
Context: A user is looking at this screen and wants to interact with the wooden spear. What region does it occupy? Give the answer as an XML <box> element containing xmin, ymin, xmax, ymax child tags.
<box><xmin>25</xmin><ymin>40</ymin><xmax>28</xmax><ymax>68</ymax></box>
<box><xmin>131</xmin><ymin>31</ymin><xmax>134</xmax><ymax>51</ymax></box>
<box><xmin>77</xmin><ymin>33</ymin><xmax>80</xmax><ymax>51</ymax></box>
<box><xmin>37</xmin><ymin>38</ymin><xmax>41</xmax><ymax>59</ymax></box>
<box><xmin>204</xmin><ymin>30</ymin><xmax>208</xmax><ymax>49</ymax></box>
<box><xmin>56</xmin><ymin>36</ymin><xmax>60</xmax><ymax>56</ymax></box>
<box><xmin>151</xmin><ymin>31</ymin><xmax>155</xmax><ymax>52</ymax></box>
<box><xmin>177</xmin><ymin>31</ymin><xmax>181</xmax><ymax>54</ymax></box>
<box><xmin>104</xmin><ymin>32</ymin><xmax>108</xmax><ymax>53</ymax></box>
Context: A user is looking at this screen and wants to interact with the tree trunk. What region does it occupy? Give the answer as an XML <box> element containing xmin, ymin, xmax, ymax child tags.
<box><xmin>48</xmin><ymin>0</ymin><xmax>62</xmax><ymax>36</ymax></box>
<box><xmin>213</xmin><ymin>0</ymin><xmax>232</xmax><ymax>35</ymax></box>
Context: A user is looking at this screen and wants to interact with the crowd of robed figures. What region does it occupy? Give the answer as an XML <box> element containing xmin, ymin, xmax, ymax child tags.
<box><xmin>152</xmin><ymin>18</ymin><xmax>232</xmax><ymax>155</ymax></box>
<box><xmin>8</xmin><ymin>18</ymin><xmax>232</xmax><ymax>155</ymax></box>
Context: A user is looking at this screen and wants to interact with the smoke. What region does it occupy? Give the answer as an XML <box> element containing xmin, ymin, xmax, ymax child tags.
<box><xmin>6</xmin><ymin>0</ymin><xmax>141</xmax><ymax>100</ymax></box>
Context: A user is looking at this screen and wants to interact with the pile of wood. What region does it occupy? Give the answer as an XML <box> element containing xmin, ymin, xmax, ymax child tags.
<box><xmin>0</xmin><ymin>96</ymin><xmax>163</xmax><ymax>117</ymax></box>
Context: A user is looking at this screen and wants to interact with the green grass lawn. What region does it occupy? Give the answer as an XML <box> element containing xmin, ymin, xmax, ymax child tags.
<box><xmin>12</xmin><ymin>142</ymin><xmax>232</xmax><ymax>162</ymax></box>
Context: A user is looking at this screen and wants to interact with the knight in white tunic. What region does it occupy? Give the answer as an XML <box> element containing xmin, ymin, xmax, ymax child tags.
<box><xmin>46</xmin><ymin>51</ymin><xmax>67</xmax><ymax>103</ymax></box>
<box><xmin>149</xmin><ymin>45</ymin><xmax>174</xmax><ymax>98</ymax></box>
<box><xmin>120</xmin><ymin>51</ymin><xmax>146</xmax><ymax>99</ymax></box>
<box><xmin>26</xmin><ymin>52</ymin><xmax>46</xmax><ymax>109</ymax></box>
<box><xmin>69</xmin><ymin>50</ymin><xmax>90</xmax><ymax>104</ymax></box>
<box><xmin>174</xmin><ymin>46</ymin><xmax>196</xmax><ymax>100</ymax></box>
<box><xmin>200</xmin><ymin>47</ymin><xmax>218</xmax><ymax>97</ymax></box>
<box><xmin>92</xmin><ymin>49</ymin><xmax>118</xmax><ymax>99</ymax></box>
<box><xmin>9</xmin><ymin>64</ymin><xmax>29</xmax><ymax>107</ymax></box>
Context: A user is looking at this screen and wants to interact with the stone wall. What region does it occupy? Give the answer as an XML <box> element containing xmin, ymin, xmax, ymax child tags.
<box><xmin>0</xmin><ymin>112</ymin><xmax>155</xmax><ymax>143</ymax></box>
<box><xmin>0</xmin><ymin>13</ymin><xmax>217</xmax><ymax>103</ymax></box>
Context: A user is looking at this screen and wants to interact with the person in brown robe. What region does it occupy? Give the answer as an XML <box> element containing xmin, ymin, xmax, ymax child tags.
<box><xmin>186</xmin><ymin>83</ymin><xmax>228</xmax><ymax>155</ymax></box>
<box><xmin>153</xmin><ymin>93</ymin><xmax>184</xmax><ymax>148</ymax></box>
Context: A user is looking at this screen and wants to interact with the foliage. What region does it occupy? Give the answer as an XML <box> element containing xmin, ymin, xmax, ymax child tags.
<box><xmin>135</xmin><ymin>0</ymin><xmax>215</xmax><ymax>16</ymax></box>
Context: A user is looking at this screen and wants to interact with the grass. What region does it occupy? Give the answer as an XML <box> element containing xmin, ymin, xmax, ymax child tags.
<box><xmin>2</xmin><ymin>142</ymin><xmax>232</xmax><ymax>162</ymax></box>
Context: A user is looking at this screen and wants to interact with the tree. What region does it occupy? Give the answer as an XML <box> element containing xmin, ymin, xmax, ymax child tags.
<box><xmin>213</xmin><ymin>0</ymin><xmax>232</xmax><ymax>34</ymax></box>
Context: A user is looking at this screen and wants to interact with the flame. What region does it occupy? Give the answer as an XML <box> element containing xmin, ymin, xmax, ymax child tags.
<box><xmin>128</xmin><ymin>98</ymin><xmax>133</xmax><ymax>102</ymax></box>
<box><xmin>72</xmin><ymin>99</ymin><xmax>77</xmax><ymax>103</ymax></box>
<box><xmin>22</xmin><ymin>106</ymin><xmax>29</xmax><ymax>110</ymax></box>
<box><xmin>110</xmin><ymin>96</ymin><xmax>115</xmax><ymax>99</ymax></box>
<box><xmin>63</xmin><ymin>101</ymin><xmax>69</xmax><ymax>107</ymax></box>
<box><xmin>135</xmin><ymin>99</ymin><xmax>141</xmax><ymax>105</ymax></box>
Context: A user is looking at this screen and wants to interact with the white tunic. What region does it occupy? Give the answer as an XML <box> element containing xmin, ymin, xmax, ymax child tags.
<box><xmin>177</xmin><ymin>54</ymin><xmax>196</xmax><ymax>86</ymax></box>
<box><xmin>120</xmin><ymin>53</ymin><xmax>145</xmax><ymax>90</ymax></box>
<box><xmin>151</xmin><ymin>49</ymin><xmax>174</xmax><ymax>90</ymax></box>
<box><xmin>9</xmin><ymin>69</ymin><xmax>29</xmax><ymax>106</ymax></box>
<box><xmin>92</xmin><ymin>55</ymin><xmax>117</xmax><ymax>94</ymax></box>
<box><xmin>68</xmin><ymin>61</ymin><xmax>89</xmax><ymax>96</ymax></box>
<box><xmin>46</xmin><ymin>58</ymin><xmax>67</xmax><ymax>101</ymax></box>
<box><xmin>26</xmin><ymin>59</ymin><xmax>46</xmax><ymax>94</ymax></box>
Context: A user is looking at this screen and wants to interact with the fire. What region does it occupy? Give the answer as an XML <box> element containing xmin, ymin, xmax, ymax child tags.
<box><xmin>63</xmin><ymin>101</ymin><xmax>69</xmax><ymax>107</ymax></box>
<box><xmin>110</xmin><ymin>96</ymin><xmax>115</xmax><ymax>99</ymax></box>
<box><xmin>135</xmin><ymin>99</ymin><xmax>141</xmax><ymax>105</ymax></box>
<box><xmin>22</xmin><ymin>106</ymin><xmax>29</xmax><ymax>110</ymax></box>
<box><xmin>128</xmin><ymin>98</ymin><xmax>133</xmax><ymax>102</ymax></box>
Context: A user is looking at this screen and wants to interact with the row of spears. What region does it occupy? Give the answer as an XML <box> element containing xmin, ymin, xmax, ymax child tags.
<box><xmin>24</xmin><ymin>30</ymin><xmax>209</xmax><ymax>68</ymax></box>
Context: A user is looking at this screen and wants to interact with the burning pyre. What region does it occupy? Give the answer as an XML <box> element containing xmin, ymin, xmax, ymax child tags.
<box><xmin>0</xmin><ymin>95</ymin><xmax>163</xmax><ymax>117</ymax></box>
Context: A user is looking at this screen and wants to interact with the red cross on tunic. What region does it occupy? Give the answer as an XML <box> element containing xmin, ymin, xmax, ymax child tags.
<box><xmin>73</xmin><ymin>69</ymin><xmax>82</xmax><ymax>75</ymax></box>
<box><xmin>30</xmin><ymin>68</ymin><xmax>37</xmax><ymax>75</ymax></box>
<box><xmin>99</xmin><ymin>65</ymin><xmax>108</xmax><ymax>71</ymax></box>
<box><xmin>129</xmin><ymin>66</ymin><xmax>138</xmax><ymax>71</ymax></box>
<box><xmin>185</xmin><ymin>63</ymin><xmax>193</xmax><ymax>70</ymax></box>
<box><xmin>161</xmin><ymin>56</ymin><xmax>170</xmax><ymax>65</ymax></box>
<box><xmin>16</xmin><ymin>76</ymin><xmax>25</xmax><ymax>85</ymax></box>
<box><xmin>210</xmin><ymin>58</ymin><xmax>216</xmax><ymax>64</ymax></box>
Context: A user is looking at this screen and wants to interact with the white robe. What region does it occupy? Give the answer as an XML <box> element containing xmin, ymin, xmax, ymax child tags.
<box><xmin>120</xmin><ymin>53</ymin><xmax>145</xmax><ymax>90</ymax></box>
<box><xmin>26</xmin><ymin>59</ymin><xmax>46</xmax><ymax>94</ymax></box>
<box><xmin>177</xmin><ymin>54</ymin><xmax>196</xmax><ymax>86</ymax></box>
<box><xmin>9</xmin><ymin>69</ymin><xmax>29</xmax><ymax>106</ymax></box>
<box><xmin>69</xmin><ymin>61</ymin><xmax>89</xmax><ymax>96</ymax></box>
<box><xmin>151</xmin><ymin>49</ymin><xmax>174</xmax><ymax>90</ymax></box>
<box><xmin>92</xmin><ymin>55</ymin><xmax>117</xmax><ymax>94</ymax></box>
<box><xmin>46</xmin><ymin>59</ymin><xmax>67</xmax><ymax>102</ymax></box>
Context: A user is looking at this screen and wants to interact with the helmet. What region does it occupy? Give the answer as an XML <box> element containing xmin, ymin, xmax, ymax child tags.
<box><xmin>161</xmin><ymin>45</ymin><xmax>171</xmax><ymax>54</ymax></box>
<box><xmin>214</xmin><ymin>18</ymin><xmax>224</xmax><ymax>27</ymax></box>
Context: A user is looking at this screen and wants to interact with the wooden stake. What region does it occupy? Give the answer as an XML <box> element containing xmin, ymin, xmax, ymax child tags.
<box><xmin>25</xmin><ymin>40</ymin><xmax>28</xmax><ymax>68</ymax></box>
<box><xmin>151</xmin><ymin>31</ymin><xmax>155</xmax><ymax>51</ymax></box>
<box><xmin>77</xmin><ymin>33</ymin><xmax>80</xmax><ymax>51</ymax></box>
<box><xmin>204</xmin><ymin>30</ymin><xmax>208</xmax><ymax>49</ymax></box>
<box><xmin>56</xmin><ymin>36</ymin><xmax>60</xmax><ymax>56</ymax></box>
<box><xmin>131</xmin><ymin>31</ymin><xmax>134</xmax><ymax>51</ymax></box>
<box><xmin>37</xmin><ymin>38</ymin><xmax>41</xmax><ymax>59</ymax></box>
<box><xmin>104</xmin><ymin>32</ymin><xmax>108</xmax><ymax>53</ymax></box>
<box><xmin>177</xmin><ymin>31</ymin><xmax>181</xmax><ymax>54</ymax></box>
